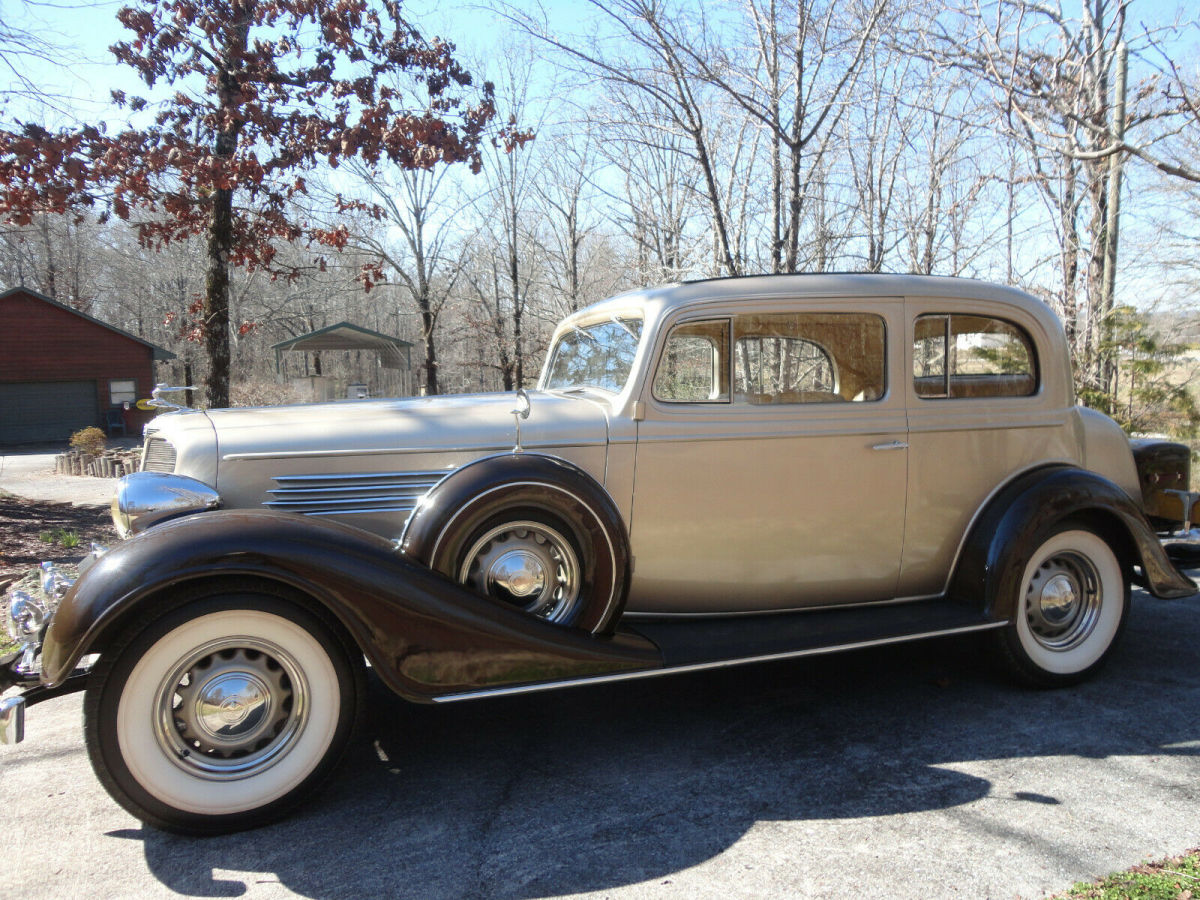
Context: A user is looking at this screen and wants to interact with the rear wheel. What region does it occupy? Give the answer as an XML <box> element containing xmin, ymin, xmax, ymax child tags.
<box><xmin>996</xmin><ymin>527</ymin><xmax>1129</xmax><ymax>687</ymax></box>
<box><xmin>84</xmin><ymin>591</ymin><xmax>363</xmax><ymax>834</ymax></box>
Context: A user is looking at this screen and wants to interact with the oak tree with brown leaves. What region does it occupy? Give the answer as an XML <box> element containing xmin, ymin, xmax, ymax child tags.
<box><xmin>0</xmin><ymin>0</ymin><xmax>497</xmax><ymax>407</ymax></box>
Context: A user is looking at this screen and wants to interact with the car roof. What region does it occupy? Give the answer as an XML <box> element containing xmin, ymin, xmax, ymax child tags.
<box><xmin>564</xmin><ymin>273</ymin><xmax>1053</xmax><ymax>325</ymax></box>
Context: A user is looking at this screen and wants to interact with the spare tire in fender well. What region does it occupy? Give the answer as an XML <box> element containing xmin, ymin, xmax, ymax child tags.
<box><xmin>399</xmin><ymin>453</ymin><xmax>632</xmax><ymax>635</ymax></box>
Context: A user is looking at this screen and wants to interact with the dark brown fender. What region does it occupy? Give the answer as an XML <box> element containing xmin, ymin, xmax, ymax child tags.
<box><xmin>949</xmin><ymin>465</ymin><xmax>1197</xmax><ymax>620</ymax></box>
<box><xmin>40</xmin><ymin>510</ymin><xmax>662</xmax><ymax>699</ymax></box>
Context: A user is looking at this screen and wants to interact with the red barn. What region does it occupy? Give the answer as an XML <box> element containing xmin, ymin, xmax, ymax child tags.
<box><xmin>0</xmin><ymin>286</ymin><xmax>174</xmax><ymax>444</ymax></box>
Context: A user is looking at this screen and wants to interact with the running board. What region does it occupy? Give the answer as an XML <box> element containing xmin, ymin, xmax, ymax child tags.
<box><xmin>432</xmin><ymin>599</ymin><xmax>1003</xmax><ymax>703</ymax></box>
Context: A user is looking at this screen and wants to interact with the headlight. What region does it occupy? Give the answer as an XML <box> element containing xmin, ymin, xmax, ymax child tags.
<box><xmin>112</xmin><ymin>472</ymin><xmax>221</xmax><ymax>538</ymax></box>
<box><xmin>39</xmin><ymin>562</ymin><xmax>72</xmax><ymax>599</ymax></box>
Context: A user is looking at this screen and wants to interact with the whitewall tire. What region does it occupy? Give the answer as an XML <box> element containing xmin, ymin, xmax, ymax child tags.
<box><xmin>997</xmin><ymin>527</ymin><xmax>1129</xmax><ymax>687</ymax></box>
<box><xmin>85</xmin><ymin>591</ymin><xmax>362</xmax><ymax>834</ymax></box>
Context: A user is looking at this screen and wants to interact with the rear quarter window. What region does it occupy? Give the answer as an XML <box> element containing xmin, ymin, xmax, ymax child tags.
<box><xmin>913</xmin><ymin>314</ymin><xmax>1037</xmax><ymax>399</ymax></box>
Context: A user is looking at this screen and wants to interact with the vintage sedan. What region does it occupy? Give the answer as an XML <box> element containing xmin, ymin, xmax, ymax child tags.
<box><xmin>2</xmin><ymin>273</ymin><xmax>1196</xmax><ymax>834</ymax></box>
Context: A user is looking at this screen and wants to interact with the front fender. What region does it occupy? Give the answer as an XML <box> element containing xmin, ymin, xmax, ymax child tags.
<box><xmin>41</xmin><ymin>510</ymin><xmax>660</xmax><ymax>700</ymax></box>
<box><xmin>949</xmin><ymin>466</ymin><xmax>1196</xmax><ymax>620</ymax></box>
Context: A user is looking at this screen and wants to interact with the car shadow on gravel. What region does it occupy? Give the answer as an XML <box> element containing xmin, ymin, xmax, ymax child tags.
<box><xmin>125</xmin><ymin>591</ymin><xmax>1200</xmax><ymax>900</ymax></box>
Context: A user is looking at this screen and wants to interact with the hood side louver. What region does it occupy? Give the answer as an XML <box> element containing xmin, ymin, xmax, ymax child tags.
<box><xmin>265</xmin><ymin>470</ymin><xmax>449</xmax><ymax>518</ymax></box>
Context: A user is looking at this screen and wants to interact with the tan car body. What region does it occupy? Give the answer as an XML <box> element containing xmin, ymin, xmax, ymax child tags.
<box><xmin>143</xmin><ymin>274</ymin><xmax>1139</xmax><ymax>618</ymax></box>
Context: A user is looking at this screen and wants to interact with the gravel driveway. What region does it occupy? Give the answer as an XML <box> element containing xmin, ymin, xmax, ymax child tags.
<box><xmin>0</xmin><ymin>446</ymin><xmax>129</xmax><ymax>506</ymax></box>
<box><xmin>4</xmin><ymin>577</ymin><xmax>1199</xmax><ymax>899</ymax></box>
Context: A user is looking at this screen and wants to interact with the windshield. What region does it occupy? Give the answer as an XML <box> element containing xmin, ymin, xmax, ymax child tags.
<box><xmin>542</xmin><ymin>317</ymin><xmax>644</xmax><ymax>393</ymax></box>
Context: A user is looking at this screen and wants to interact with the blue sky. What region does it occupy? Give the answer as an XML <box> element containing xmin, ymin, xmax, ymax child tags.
<box><xmin>8</xmin><ymin>0</ymin><xmax>1196</xmax><ymax>129</ymax></box>
<box><xmin>5</xmin><ymin>0</ymin><xmax>568</xmax><ymax>124</ymax></box>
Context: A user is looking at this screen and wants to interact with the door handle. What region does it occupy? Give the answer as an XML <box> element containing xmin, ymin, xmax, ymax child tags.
<box><xmin>871</xmin><ymin>440</ymin><xmax>908</xmax><ymax>451</ymax></box>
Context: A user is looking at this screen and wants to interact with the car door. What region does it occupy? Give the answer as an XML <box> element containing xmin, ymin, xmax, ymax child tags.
<box><xmin>625</xmin><ymin>298</ymin><xmax>908</xmax><ymax>615</ymax></box>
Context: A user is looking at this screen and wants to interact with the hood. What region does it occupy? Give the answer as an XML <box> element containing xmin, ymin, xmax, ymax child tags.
<box><xmin>204</xmin><ymin>390</ymin><xmax>610</xmax><ymax>463</ymax></box>
<box><xmin>146</xmin><ymin>390</ymin><xmax>612</xmax><ymax>542</ymax></box>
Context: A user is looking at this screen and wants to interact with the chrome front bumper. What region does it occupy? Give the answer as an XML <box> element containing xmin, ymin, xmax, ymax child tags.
<box><xmin>1</xmin><ymin>550</ymin><xmax>106</xmax><ymax>745</ymax></box>
<box><xmin>0</xmin><ymin>695</ymin><xmax>23</xmax><ymax>744</ymax></box>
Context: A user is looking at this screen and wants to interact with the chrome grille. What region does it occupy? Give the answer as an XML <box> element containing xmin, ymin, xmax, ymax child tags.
<box><xmin>143</xmin><ymin>437</ymin><xmax>177</xmax><ymax>473</ymax></box>
<box><xmin>265</xmin><ymin>470</ymin><xmax>448</xmax><ymax>517</ymax></box>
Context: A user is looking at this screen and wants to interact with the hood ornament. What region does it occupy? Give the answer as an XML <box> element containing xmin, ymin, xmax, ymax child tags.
<box><xmin>147</xmin><ymin>383</ymin><xmax>196</xmax><ymax>411</ymax></box>
<box><xmin>511</xmin><ymin>388</ymin><xmax>531</xmax><ymax>453</ymax></box>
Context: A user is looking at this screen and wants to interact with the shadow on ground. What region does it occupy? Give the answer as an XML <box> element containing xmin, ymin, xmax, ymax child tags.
<box><xmin>121</xmin><ymin>591</ymin><xmax>1200</xmax><ymax>899</ymax></box>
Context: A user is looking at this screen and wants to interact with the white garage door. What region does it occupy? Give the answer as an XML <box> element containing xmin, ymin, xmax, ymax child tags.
<box><xmin>0</xmin><ymin>381</ymin><xmax>99</xmax><ymax>444</ymax></box>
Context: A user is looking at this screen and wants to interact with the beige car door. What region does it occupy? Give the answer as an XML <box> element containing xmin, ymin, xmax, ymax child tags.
<box><xmin>625</xmin><ymin>300</ymin><xmax>908</xmax><ymax>616</ymax></box>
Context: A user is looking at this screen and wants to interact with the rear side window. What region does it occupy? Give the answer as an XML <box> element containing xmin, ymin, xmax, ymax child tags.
<box><xmin>734</xmin><ymin>313</ymin><xmax>886</xmax><ymax>404</ymax></box>
<box><xmin>914</xmin><ymin>314</ymin><xmax>1037</xmax><ymax>399</ymax></box>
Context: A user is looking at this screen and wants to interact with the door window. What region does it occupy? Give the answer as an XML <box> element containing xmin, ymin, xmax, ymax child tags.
<box><xmin>653</xmin><ymin>319</ymin><xmax>731</xmax><ymax>402</ymax></box>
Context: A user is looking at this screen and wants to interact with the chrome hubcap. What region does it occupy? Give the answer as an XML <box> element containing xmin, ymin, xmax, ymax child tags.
<box><xmin>191</xmin><ymin>669</ymin><xmax>272</xmax><ymax>743</ymax></box>
<box><xmin>155</xmin><ymin>639</ymin><xmax>308</xmax><ymax>779</ymax></box>
<box><xmin>488</xmin><ymin>549</ymin><xmax>547</xmax><ymax>598</ymax></box>
<box><xmin>460</xmin><ymin>520</ymin><xmax>581</xmax><ymax>622</ymax></box>
<box><xmin>1025</xmin><ymin>551</ymin><xmax>1102</xmax><ymax>651</ymax></box>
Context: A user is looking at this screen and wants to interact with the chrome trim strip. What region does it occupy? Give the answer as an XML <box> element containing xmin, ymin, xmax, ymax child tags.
<box><xmin>265</xmin><ymin>471</ymin><xmax>445</xmax><ymax>516</ymax></box>
<box><xmin>298</xmin><ymin>506</ymin><xmax>417</xmax><ymax>517</ymax></box>
<box><xmin>430</xmin><ymin>621</ymin><xmax>1007</xmax><ymax>703</ymax></box>
<box><xmin>223</xmin><ymin>442</ymin><xmax>604</xmax><ymax>462</ymax></box>
<box><xmin>271</xmin><ymin>470</ymin><xmax>451</xmax><ymax>482</ymax></box>
<box><xmin>267</xmin><ymin>482</ymin><xmax>441</xmax><ymax>496</ymax></box>
<box><xmin>266</xmin><ymin>496</ymin><xmax>421</xmax><ymax>508</ymax></box>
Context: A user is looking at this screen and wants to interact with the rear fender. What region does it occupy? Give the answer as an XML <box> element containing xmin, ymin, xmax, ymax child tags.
<box><xmin>949</xmin><ymin>466</ymin><xmax>1196</xmax><ymax>620</ymax></box>
<box><xmin>41</xmin><ymin>510</ymin><xmax>661</xmax><ymax>701</ymax></box>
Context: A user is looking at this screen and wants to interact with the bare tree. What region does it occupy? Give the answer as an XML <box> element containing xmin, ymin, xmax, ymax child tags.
<box><xmin>845</xmin><ymin>48</ymin><xmax>910</xmax><ymax>272</ymax></box>
<box><xmin>338</xmin><ymin>163</ymin><xmax>471</xmax><ymax>395</ymax></box>
<box><xmin>532</xmin><ymin>123</ymin><xmax>626</xmax><ymax>319</ymax></box>
<box><xmin>693</xmin><ymin>0</ymin><xmax>889</xmax><ymax>272</ymax></box>
<box><xmin>920</xmin><ymin>0</ymin><xmax>1146</xmax><ymax>402</ymax></box>
<box><xmin>894</xmin><ymin>64</ymin><xmax>990</xmax><ymax>276</ymax></box>
<box><xmin>508</xmin><ymin>0</ymin><xmax>745</xmax><ymax>275</ymax></box>
<box><xmin>0</xmin><ymin>213</ymin><xmax>100</xmax><ymax>308</ymax></box>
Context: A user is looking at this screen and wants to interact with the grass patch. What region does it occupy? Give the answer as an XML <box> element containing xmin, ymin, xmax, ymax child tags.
<box><xmin>1052</xmin><ymin>850</ymin><xmax>1200</xmax><ymax>899</ymax></box>
<box><xmin>37</xmin><ymin>527</ymin><xmax>81</xmax><ymax>549</ymax></box>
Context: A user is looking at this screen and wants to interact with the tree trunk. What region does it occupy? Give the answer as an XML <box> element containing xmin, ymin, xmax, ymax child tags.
<box><xmin>203</xmin><ymin>183</ymin><xmax>234</xmax><ymax>409</ymax></box>
<box><xmin>510</xmin><ymin>203</ymin><xmax>524</xmax><ymax>388</ymax></box>
<box><xmin>184</xmin><ymin>360</ymin><xmax>195</xmax><ymax>410</ymax></box>
<box><xmin>202</xmin><ymin>22</ymin><xmax>248</xmax><ymax>410</ymax></box>
<box><xmin>421</xmin><ymin>308</ymin><xmax>438</xmax><ymax>395</ymax></box>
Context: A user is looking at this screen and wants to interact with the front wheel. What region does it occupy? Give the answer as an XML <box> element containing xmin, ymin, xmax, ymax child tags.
<box><xmin>995</xmin><ymin>527</ymin><xmax>1129</xmax><ymax>687</ymax></box>
<box><xmin>84</xmin><ymin>591</ymin><xmax>363</xmax><ymax>834</ymax></box>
